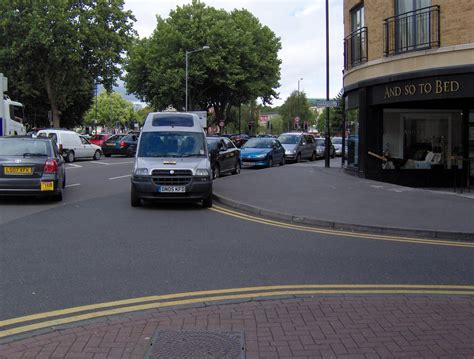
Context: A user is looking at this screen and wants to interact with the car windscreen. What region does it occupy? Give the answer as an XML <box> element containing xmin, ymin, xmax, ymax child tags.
<box><xmin>138</xmin><ymin>132</ymin><xmax>206</xmax><ymax>157</ymax></box>
<box><xmin>315</xmin><ymin>139</ymin><xmax>325</xmax><ymax>146</ymax></box>
<box><xmin>332</xmin><ymin>138</ymin><xmax>342</xmax><ymax>144</ymax></box>
<box><xmin>105</xmin><ymin>135</ymin><xmax>125</xmax><ymax>143</ymax></box>
<box><xmin>0</xmin><ymin>139</ymin><xmax>51</xmax><ymax>156</ymax></box>
<box><xmin>277</xmin><ymin>135</ymin><xmax>300</xmax><ymax>144</ymax></box>
<box><xmin>241</xmin><ymin>138</ymin><xmax>273</xmax><ymax>148</ymax></box>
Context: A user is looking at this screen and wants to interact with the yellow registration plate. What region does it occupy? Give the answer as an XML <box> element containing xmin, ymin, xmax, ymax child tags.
<box><xmin>4</xmin><ymin>167</ymin><xmax>33</xmax><ymax>175</ymax></box>
<box><xmin>41</xmin><ymin>182</ymin><xmax>54</xmax><ymax>191</ymax></box>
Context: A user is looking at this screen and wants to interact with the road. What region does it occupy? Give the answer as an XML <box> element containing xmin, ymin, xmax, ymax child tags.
<box><xmin>0</xmin><ymin>156</ymin><xmax>472</xmax><ymax>322</ymax></box>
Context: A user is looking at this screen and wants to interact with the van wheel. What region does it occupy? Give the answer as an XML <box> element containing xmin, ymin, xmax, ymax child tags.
<box><xmin>202</xmin><ymin>194</ymin><xmax>213</xmax><ymax>208</ymax></box>
<box><xmin>66</xmin><ymin>151</ymin><xmax>75</xmax><ymax>163</ymax></box>
<box><xmin>131</xmin><ymin>186</ymin><xmax>141</xmax><ymax>207</ymax></box>
<box><xmin>93</xmin><ymin>150</ymin><xmax>101</xmax><ymax>160</ymax></box>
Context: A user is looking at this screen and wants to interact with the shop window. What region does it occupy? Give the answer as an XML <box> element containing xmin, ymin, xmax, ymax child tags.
<box><xmin>382</xmin><ymin>110</ymin><xmax>462</xmax><ymax>170</ymax></box>
<box><xmin>346</xmin><ymin>109</ymin><xmax>359</xmax><ymax>168</ymax></box>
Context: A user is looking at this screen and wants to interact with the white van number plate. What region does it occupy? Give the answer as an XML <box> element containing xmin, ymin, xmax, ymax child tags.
<box><xmin>159</xmin><ymin>186</ymin><xmax>185</xmax><ymax>193</ymax></box>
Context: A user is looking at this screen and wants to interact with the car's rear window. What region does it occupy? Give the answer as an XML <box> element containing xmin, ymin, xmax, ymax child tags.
<box><xmin>315</xmin><ymin>139</ymin><xmax>325</xmax><ymax>145</ymax></box>
<box><xmin>0</xmin><ymin>139</ymin><xmax>51</xmax><ymax>156</ymax></box>
<box><xmin>152</xmin><ymin>116</ymin><xmax>194</xmax><ymax>127</ymax></box>
<box><xmin>92</xmin><ymin>135</ymin><xmax>104</xmax><ymax>140</ymax></box>
<box><xmin>105</xmin><ymin>135</ymin><xmax>125</xmax><ymax>143</ymax></box>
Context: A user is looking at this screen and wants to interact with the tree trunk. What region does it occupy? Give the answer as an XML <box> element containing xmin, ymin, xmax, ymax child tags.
<box><xmin>44</xmin><ymin>75</ymin><xmax>61</xmax><ymax>128</ymax></box>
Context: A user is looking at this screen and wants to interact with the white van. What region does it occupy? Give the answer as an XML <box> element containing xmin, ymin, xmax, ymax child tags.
<box><xmin>36</xmin><ymin>129</ymin><xmax>102</xmax><ymax>162</ymax></box>
<box><xmin>131</xmin><ymin>112</ymin><xmax>213</xmax><ymax>207</ymax></box>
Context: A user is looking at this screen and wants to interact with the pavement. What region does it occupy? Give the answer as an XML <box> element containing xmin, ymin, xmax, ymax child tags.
<box><xmin>1</xmin><ymin>158</ymin><xmax>474</xmax><ymax>358</ymax></box>
<box><xmin>214</xmin><ymin>161</ymin><xmax>474</xmax><ymax>240</ymax></box>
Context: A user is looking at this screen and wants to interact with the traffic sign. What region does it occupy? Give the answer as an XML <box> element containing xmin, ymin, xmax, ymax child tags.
<box><xmin>314</xmin><ymin>100</ymin><xmax>338</xmax><ymax>108</ymax></box>
<box><xmin>219</xmin><ymin>121</ymin><xmax>224</xmax><ymax>127</ymax></box>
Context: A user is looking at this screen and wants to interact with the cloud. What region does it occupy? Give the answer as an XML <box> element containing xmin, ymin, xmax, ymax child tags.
<box><xmin>123</xmin><ymin>0</ymin><xmax>344</xmax><ymax>105</ymax></box>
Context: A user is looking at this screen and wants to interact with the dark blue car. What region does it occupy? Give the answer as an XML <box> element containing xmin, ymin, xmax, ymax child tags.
<box><xmin>240</xmin><ymin>137</ymin><xmax>285</xmax><ymax>168</ymax></box>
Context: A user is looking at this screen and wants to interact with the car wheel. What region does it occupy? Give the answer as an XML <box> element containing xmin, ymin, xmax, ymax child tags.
<box><xmin>130</xmin><ymin>185</ymin><xmax>141</xmax><ymax>207</ymax></box>
<box><xmin>93</xmin><ymin>150</ymin><xmax>101</xmax><ymax>160</ymax></box>
<box><xmin>310</xmin><ymin>152</ymin><xmax>316</xmax><ymax>161</ymax></box>
<box><xmin>62</xmin><ymin>173</ymin><xmax>66</xmax><ymax>189</ymax></box>
<box><xmin>280</xmin><ymin>156</ymin><xmax>285</xmax><ymax>166</ymax></box>
<box><xmin>213</xmin><ymin>165</ymin><xmax>220</xmax><ymax>179</ymax></box>
<box><xmin>202</xmin><ymin>194</ymin><xmax>213</xmax><ymax>208</ymax></box>
<box><xmin>331</xmin><ymin>149</ymin><xmax>336</xmax><ymax>158</ymax></box>
<box><xmin>296</xmin><ymin>153</ymin><xmax>301</xmax><ymax>163</ymax></box>
<box><xmin>66</xmin><ymin>151</ymin><xmax>75</xmax><ymax>163</ymax></box>
<box><xmin>232</xmin><ymin>161</ymin><xmax>241</xmax><ymax>175</ymax></box>
<box><xmin>104</xmin><ymin>154</ymin><xmax>111</xmax><ymax>157</ymax></box>
<box><xmin>126</xmin><ymin>149</ymin><xmax>134</xmax><ymax>157</ymax></box>
<box><xmin>52</xmin><ymin>188</ymin><xmax>63</xmax><ymax>202</ymax></box>
<box><xmin>268</xmin><ymin>158</ymin><xmax>273</xmax><ymax>167</ymax></box>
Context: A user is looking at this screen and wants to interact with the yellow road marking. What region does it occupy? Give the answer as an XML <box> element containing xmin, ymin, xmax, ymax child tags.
<box><xmin>1</xmin><ymin>285</ymin><xmax>474</xmax><ymax>329</ymax></box>
<box><xmin>1</xmin><ymin>288</ymin><xmax>473</xmax><ymax>339</ymax></box>
<box><xmin>210</xmin><ymin>205</ymin><xmax>474</xmax><ymax>248</ymax></box>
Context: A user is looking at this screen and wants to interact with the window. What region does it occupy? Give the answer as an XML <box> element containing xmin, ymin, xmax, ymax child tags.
<box><xmin>395</xmin><ymin>0</ymin><xmax>431</xmax><ymax>52</ymax></box>
<box><xmin>346</xmin><ymin>109</ymin><xmax>360</xmax><ymax>168</ymax></box>
<box><xmin>351</xmin><ymin>4</ymin><xmax>364</xmax><ymax>32</ymax></box>
<box><xmin>152</xmin><ymin>116</ymin><xmax>194</xmax><ymax>127</ymax></box>
<box><xmin>345</xmin><ymin>3</ymin><xmax>367</xmax><ymax>69</ymax></box>
<box><xmin>382</xmin><ymin>110</ymin><xmax>462</xmax><ymax>170</ymax></box>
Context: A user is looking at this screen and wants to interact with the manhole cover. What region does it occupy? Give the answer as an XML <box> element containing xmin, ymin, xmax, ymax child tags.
<box><xmin>146</xmin><ymin>330</ymin><xmax>245</xmax><ymax>359</ymax></box>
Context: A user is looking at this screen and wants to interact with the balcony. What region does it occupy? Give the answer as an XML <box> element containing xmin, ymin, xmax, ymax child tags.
<box><xmin>344</xmin><ymin>27</ymin><xmax>368</xmax><ymax>70</ymax></box>
<box><xmin>384</xmin><ymin>5</ymin><xmax>440</xmax><ymax>57</ymax></box>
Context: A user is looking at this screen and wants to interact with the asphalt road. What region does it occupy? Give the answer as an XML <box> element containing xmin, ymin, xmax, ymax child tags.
<box><xmin>0</xmin><ymin>156</ymin><xmax>472</xmax><ymax>321</ymax></box>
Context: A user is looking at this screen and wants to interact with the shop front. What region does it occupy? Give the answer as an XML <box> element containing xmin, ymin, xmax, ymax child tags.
<box><xmin>344</xmin><ymin>66</ymin><xmax>474</xmax><ymax>187</ymax></box>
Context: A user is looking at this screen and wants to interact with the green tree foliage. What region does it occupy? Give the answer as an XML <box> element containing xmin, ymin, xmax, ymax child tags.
<box><xmin>0</xmin><ymin>0</ymin><xmax>136</xmax><ymax>128</ymax></box>
<box><xmin>278</xmin><ymin>91</ymin><xmax>313</xmax><ymax>131</ymax></box>
<box><xmin>125</xmin><ymin>0</ymin><xmax>281</xmax><ymax>125</ymax></box>
<box><xmin>83</xmin><ymin>92</ymin><xmax>135</xmax><ymax>128</ymax></box>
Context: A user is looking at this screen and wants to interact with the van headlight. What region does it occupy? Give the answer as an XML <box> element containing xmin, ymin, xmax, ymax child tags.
<box><xmin>134</xmin><ymin>168</ymin><xmax>149</xmax><ymax>176</ymax></box>
<box><xmin>195</xmin><ymin>169</ymin><xmax>209</xmax><ymax>177</ymax></box>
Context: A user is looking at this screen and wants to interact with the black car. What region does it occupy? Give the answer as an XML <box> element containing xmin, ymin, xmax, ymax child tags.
<box><xmin>102</xmin><ymin>133</ymin><xmax>139</xmax><ymax>157</ymax></box>
<box><xmin>206</xmin><ymin>137</ymin><xmax>241</xmax><ymax>178</ymax></box>
<box><xmin>0</xmin><ymin>137</ymin><xmax>66</xmax><ymax>201</ymax></box>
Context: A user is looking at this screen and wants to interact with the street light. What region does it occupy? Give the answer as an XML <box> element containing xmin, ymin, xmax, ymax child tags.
<box><xmin>185</xmin><ymin>45</ymin><xmax>210</xmax><ymax>111</ymax></box>
<box><xmin>297</xmin><ymin>78</ymin><xmax>303</xmax><ymax>130</ymax></box>
<box><xmin>325</xmin><ymin>0</ymin><xmax>331</xmax><ymax>168</ymax></box>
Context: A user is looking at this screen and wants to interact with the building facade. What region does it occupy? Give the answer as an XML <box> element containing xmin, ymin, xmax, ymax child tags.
<box><xmin>343</xmin><ymin>0</ymin><xmax>474</xmax><ymax>187</ymax></box>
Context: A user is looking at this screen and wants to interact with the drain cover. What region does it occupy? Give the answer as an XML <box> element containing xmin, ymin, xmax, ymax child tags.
<box><xmin>146</xmin><ymin>330</ymin><xmax>245</xmax><ymax>359</ymax></box>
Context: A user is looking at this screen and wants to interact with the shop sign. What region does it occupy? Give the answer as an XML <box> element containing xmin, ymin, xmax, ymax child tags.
<box><xmin>371</xmin><ymin>73</ymin><xmax>474</xmax><ymax>105</ymax></box>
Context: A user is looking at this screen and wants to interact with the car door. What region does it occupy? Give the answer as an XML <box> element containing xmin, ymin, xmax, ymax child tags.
<box><xmin>305</xmin><ymin>135</ymin><xmax>315</xmax><ymax>158</ymax></box>
<box><xmin>223</xmin><ymin>138</ymin><xmax>239</xmax><ymax>171</ymax></box>
<box><xmin>217</xmin><ymin>139</ymin><xmax>231</xmax><ymax>173</ymax></box>
<box><xmin>80</xmin><ymin>136</ymin><xmax>95</xmax><ymax>158</ymax></box>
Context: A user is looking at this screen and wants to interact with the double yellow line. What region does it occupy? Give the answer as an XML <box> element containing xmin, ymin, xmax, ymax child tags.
<box><xmin>210</xmin><ymin>205</ymin><xmax>474</xmax><ymax>248</ymax></box>
<box><xmin>1</xmin><ymin>284</ymin><xmax>474</xmax><ymax>339</ymax></box>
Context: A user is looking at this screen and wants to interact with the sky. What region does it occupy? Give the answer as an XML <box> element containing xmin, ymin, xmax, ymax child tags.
<box><xmin>122</xmin><ymin>0</ymin><xmax>344</xmax><ymax>107</ymax></box>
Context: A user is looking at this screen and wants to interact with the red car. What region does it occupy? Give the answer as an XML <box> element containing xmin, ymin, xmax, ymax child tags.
<box><xmin>89</xmin><ymin>134</ymin><xmax>111</xmax><ymax>147</ymax></box>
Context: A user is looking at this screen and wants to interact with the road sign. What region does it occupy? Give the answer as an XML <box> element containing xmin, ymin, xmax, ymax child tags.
<box><xmin>294</xmin><ymin>116</ymin><xmax>300</xmax><ymax>124</ymax></box>
<box><xmin>314</xmin><ymin>100</ymin><xmax>338</xmax><ymax>108</ymax></box>
<box><xmin>219</xmin><ymin>121</ymin><xmax>224</xmax><ymax>127</ymax></box>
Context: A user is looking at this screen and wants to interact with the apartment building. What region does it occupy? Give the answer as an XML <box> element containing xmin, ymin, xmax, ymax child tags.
<box><xmin>343</xmin><ymin>0</ymin><xmax>474</xmax><ymax>187</ymax></box>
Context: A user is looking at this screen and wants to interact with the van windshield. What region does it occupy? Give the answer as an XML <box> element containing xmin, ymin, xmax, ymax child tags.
<box><xmin>138</xmin><ymin>132</ymin><xmax>206</xmax><ymax>158</ymax></box>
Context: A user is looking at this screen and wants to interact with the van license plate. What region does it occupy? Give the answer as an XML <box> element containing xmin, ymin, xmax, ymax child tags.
<box><xmin>159</xmin><ymin>186</ymin><xmax>185</xmax><ymax>193</ymax></box>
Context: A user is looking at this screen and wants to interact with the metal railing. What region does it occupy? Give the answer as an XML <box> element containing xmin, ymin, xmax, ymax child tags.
<box><xmin>344</xmin><ymin>27</ymin><xmax>368</xmax><ymax>70</ymax></box>
<box><xmin>384</xmin><ymin>5</ymin><xmax>440</xmax><ymax>57</ymax></box>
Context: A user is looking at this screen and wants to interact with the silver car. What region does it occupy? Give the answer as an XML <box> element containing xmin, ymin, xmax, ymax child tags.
<box><xmin>277</xmin><ymin>132</ymin><xmax>317</xmax><ymax>162</ymax></box>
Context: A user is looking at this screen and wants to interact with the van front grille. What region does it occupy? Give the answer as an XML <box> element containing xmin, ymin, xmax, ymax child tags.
<box><xmin>153</xmin><ymin>177</ymin><xmax>192</xmax><ymax>186</ymax></box>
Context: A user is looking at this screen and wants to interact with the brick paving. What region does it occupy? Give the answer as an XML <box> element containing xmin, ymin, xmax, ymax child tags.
<box><xmin>0</xmin><ymin>295</ymin><xmax>473</xmax><ymax>358</ymax></box>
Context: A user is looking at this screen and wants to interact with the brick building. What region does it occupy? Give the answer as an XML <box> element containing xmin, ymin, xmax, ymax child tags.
<box><xmin>343</xmin><ymin>0</ymin><xmax>474</xmax><ymax>187</ymax></box>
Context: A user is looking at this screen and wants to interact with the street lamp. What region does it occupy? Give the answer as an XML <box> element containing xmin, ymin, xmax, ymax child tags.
<box><xmin>297</xmin><ymin>77</ymin><xmax>303</xmax><ymax>129</ymax></box>
<box><xmin>185</xmin><ymin>45</ymin><xmax>210</xmax><ymax>111</ymax></box>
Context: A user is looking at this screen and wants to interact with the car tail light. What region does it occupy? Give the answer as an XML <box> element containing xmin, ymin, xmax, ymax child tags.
<box><xmin>43</xmin><ymin>159</ymin><xmax>58</xmax><ymax>174</ymax></box>
<box><xmin>120</xmin><ymin>141</ymin><xmax>126</xmax><ymax>148</ymax></box>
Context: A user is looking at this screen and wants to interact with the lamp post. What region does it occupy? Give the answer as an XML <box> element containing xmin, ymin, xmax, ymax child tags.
<box><xmin>325</xmin><ymin>0</ymin><xmax>331</xmax><ymax>168</ymax></box>
<box><xmin>297</xmin><ymin>77</ymin><xmax>303</xmax><ymax>130</ymax></box>
<box><xmin>185</xmin><ymin>45</ymin><xmax>210</xmax><ymax>111</ymax></box>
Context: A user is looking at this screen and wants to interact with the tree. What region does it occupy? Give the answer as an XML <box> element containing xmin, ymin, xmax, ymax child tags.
<box><xmin>0</xmin><ymin>0</ymin><xmax>136</xmax><ymax>128</ymax></box>
<box><xmin>278</xmin><ymin>91</ymin><xmax>313</xmax><ymax>131</ymax></box>
<box><xmin>125</xmin><ymin>0</ymin><xmax>281</xmax><ymax>126</ymax></box>
<box><xmin>83</xmin><ymin>92</ymin><xmax>135</xmax><ymax>128</ymax></box>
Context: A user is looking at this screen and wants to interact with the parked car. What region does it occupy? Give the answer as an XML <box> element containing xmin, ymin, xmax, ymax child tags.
<box><xmin>36</xmin><ymin>129</ymin><xmax>101</xmax><ymax>162</ymax></box>
<box><xmin>331</xmin><ymin>137</ymin><xmax>348</xmax><ymax>156</ymax></box>
<box><xmin>240</xmin><ymin>137</ymin><xmax>285</xmax><ymax>168</ymax></box>
<box><xmin>89</xmin><ymin>133</ymin><xmax>111</xmax><ymax>147</ymax></box>
<box><xmin>0</xmin><ymin>137</ymin><xmax>66</xmax><ymax>201</ymax></box>
<box><xmin>102</xmin><ymin>133</ymin><xmax>138</xmax><ymax>157</ymax></box>
<box><xmin>278</xmin><ymin>132</ymin><xmax>317</xmax><ymax>162</ymax></box>
<box><xmin>206</xmin><ymin>137</ymin><xmax>241</xmax><ymax>178</ymax></box>
<box><xmin>229</xmin><ymin>134</ymin><xmax>249</xmax><ymax>148</ymax></box>
<box><xmin>314</xmin><ymin>137</ymin><xmax>336</xmax><ymax>158</ymax></box>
